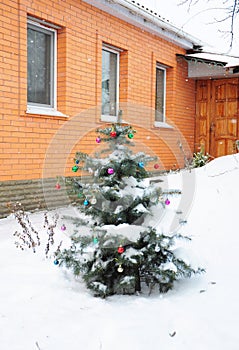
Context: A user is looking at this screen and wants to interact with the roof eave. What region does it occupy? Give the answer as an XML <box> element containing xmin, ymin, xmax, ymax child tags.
<box><xmin>177</xmin><ymin>53</ymin><xmax>239</xmax><ymax>79</ymax></box>
<box><xmin>82</xmin><ymin>0</ymin><xmax>203</xmax><ymax>49</ymax></box>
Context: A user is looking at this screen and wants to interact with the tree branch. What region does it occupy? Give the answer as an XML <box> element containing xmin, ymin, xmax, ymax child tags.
<box><xmin>178</xmin><ymin>0</ymin><xmax>239</xmax><ymax>47</ymax></box>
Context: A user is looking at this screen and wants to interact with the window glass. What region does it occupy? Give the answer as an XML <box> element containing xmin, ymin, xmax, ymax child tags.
<box><xmin>155</xmin><ymin>67</ymin><xmax>166</xmax><ymax>122</ymax></box>
<box><xmin>102</xmin><ymin>49</ymin><xmax>118</xmax><ymax>116</ymax></box>
<box><xmin>27</xmin><ymin>23</ymin><xmax>54</xmax><ymax>107</ymax></box>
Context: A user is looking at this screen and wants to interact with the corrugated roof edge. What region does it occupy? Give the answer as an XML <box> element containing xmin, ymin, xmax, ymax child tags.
<box><xmin>178</xmin><ymin>52</ymin><xmax>239</xmax><ymax>68</ymax></box>
<box><xmin>82</xmin><ymin>0</ymin><xmax>205</xmax><ymax>49</ymax></box>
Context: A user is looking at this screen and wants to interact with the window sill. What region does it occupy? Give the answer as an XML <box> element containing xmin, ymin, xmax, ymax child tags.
<box><xmin>101</xmin><ymin>115</ymin><xmax>117</xmax><ymax>123</ymax></box>
<box><xmin>26</xmin><ymin>106</ymin><xmax>68</xmax><ymax>118</ymax></box>
<box><xmin>154</xmin><ymin>121</ymin><xmax>173</xmax><ymax>129</ymax></box>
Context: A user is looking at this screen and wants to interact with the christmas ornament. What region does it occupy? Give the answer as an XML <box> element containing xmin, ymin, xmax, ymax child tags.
<box><xmin>110</xmin><ymin>131</ymin><xmax>117</xmax><ymax>138</ymax></box>
<box><xmin>118</xmin><ymin>245</ymin><xmax>124</xmax><ymax>254</ymax></box>
<box><xmin>72</xmin><ymin>165</ymin><xmax>79</xmax><ymax>172</ymax></box>
<box><xmin>155</xmin><ymin>244</ymin><xmax>160</xmax><ymax>252</ymax></box>
<box><xmin>96</xmin><ymin>137</ymin><xmax>101</xmax><ymax>143</ymax></box>
<box><xmin>107</xmin><ymin>168</ymin><xmax>114</xmax><ymax>175</ymax></box>
<box><xmin>128</xmin><ymin>133</ymin><xmax>134</xmax><ymax>139</ymax></box>
<box><xmin>91</xmin><ymin>197</ymin><xmax>97</xmax><ymax>204</ymax></box>
<box><xmin>138</xmin><ymin>162</ymin><xmax>144</xmax><ymax>168</ymax></box>
<box><xmin>61</xmin><ymin>224</ymin><xmax>66</xmax><ymax>231</ymax></box>
<box><xmin>55</xmin><ymin>183</ymin><xmax>61</xmax><ymax>190</ymax></box>
<box><xmin>150</xmin><ymin>196</ymin><xmax>158</xmax><ymax>203</ymax></box>
<box><xmin>53</xmin><ymin>259</ymin><xmax>59</xmax><ymax>265</ymax></box>
<box><xmin>117</xmin><ymin>264</ymin><xmax>124</xmax><ymax>273</ymax></box>
<box><xmin>165</xmin><ymin>198</ymin><xmax>170</xmax><ymax>205</ymax></box>
<box><xmin>179</xmin><ymin>219</ymin><xmax>187</xmax><ymax>225</ymax></box>
<box><xmin>75</xmin><ymin>159</ymin><xmax>80</xmax><ymax>164</ymax></box>
<box><xmin>93</xmin><ymin>237</ymin><xmax>98</xmax><ymax>244</ymax></box>
<box><xmin>154</xmin><ymin>163</ymin><xmax>160</xmax><ymax>169</ymax></box>
<box><xmin>83</xmin><ymin>199</ymin><xmax>89</xmax><ymax>206</ymax></box>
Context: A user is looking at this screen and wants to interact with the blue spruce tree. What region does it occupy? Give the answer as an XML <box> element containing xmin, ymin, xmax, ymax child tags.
<box><xmin>56</xmin><ymin>123</ymin><xmax>203</xmax><ymax>297</ymax></box>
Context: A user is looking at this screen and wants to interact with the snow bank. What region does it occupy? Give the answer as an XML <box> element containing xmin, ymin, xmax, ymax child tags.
<box><xmin>0</xmin><ymin>154</ymin><xmax>239</xmax><ymax>350</ymax></box>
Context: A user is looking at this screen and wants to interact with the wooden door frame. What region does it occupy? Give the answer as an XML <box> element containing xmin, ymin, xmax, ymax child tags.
<box><xmin>196</xmin><ymin>78</ymin><xmax>239</xmax><ymax>158</ymax></box>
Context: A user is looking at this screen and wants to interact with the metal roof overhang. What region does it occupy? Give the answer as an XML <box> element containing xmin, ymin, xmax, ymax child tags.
<box><xmin>177</xmin><ymin>53</ymin><xmax>239</xmax><ymax>79</ymax></box>
<box><xmin>82</xmin><ymin>0</ymin><xmax>203</xmax><ymax>50</ymax></box>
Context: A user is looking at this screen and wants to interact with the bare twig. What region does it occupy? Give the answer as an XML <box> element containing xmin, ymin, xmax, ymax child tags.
<box><xmin>179</xmin><ymin>0</ymin><xmax>239</xmax><ymax>47</ymax></box>
<box><xmin>35</xmin><ymin>341</ymin><xmax>41</xmax><ymax>350</ymax></box>
<box><xmin>10</xmin><ymin>202</ymin><xmax>60</xmax><ymax>257</ymax></box>
<box><xmin>44</xmin><ymin>212</ymin><xmax>59</xmax><ymax>257</ymax></box>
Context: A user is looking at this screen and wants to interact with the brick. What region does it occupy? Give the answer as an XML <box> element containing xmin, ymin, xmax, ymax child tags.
<box><xmin>0</xmin><ymin>0</ymin><xmax>196</xmax><ymax>184</ymax></box>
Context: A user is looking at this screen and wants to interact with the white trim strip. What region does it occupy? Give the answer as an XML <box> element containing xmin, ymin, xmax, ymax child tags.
<box><xmin>27</xmin><ymin>16</ymin><xmax>62</xmax><ymax>30</ymax></box>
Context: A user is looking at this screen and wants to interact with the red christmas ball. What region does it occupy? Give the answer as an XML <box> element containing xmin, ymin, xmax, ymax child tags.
<box><xmin>110</xmin><ymin>131</ymin><xmax>117</xmax><ymax>138</ymax></box>
<box><xmin>55</xmin><ymin>183</ymin><xmax>61</xmax><ymax>190</ymax></box>
<box><xmin>118</xmin><ymin>245</ymin><xmax>124</xmax><ymax>254</ymax></box>
<box><xmin>154</xmin><ymin>164</ymin><xmax>160</xmax><ymax>169</ymax></box>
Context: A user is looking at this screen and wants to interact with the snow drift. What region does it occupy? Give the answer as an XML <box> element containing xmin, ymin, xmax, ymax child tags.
<box><xmin>0</xmin><ymin>153</ymin><xmax>239</xmax><ymax>350</ymax></box>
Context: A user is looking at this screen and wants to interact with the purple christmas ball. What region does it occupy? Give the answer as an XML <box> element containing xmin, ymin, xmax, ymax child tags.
<box><xmin>96</xmin><ymin>137</ymin><xmax>101</xmax><ymax>143</ymax></box>
<box><xmin>165</xmin><ymin>198</ymin><xmax>170</xmax><ymax>205</ymax></box>
<box><xmin>61</xmin><ymin>224</ymin><xmax>66</xmax><ymax>231</ymax></box>
<box><xmin>107</xmin><ymin>168</ymin><xmax>114</xmax><ymax>175</ymax></box>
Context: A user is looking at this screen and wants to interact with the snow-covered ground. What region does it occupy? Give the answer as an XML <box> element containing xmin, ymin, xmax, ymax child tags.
<box><xmin>0</xmin><ymin>153</ymin><xmax>239</xmax><ymax>350</ymax></box>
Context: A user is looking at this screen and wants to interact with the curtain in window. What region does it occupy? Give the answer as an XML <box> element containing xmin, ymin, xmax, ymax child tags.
<box><xmin>102</xmin><ymin>49</ymin><xmax>117</xmax><ymax>116</ymax></box>
<box><xmin>27</xmin><ymin>27</ymin><xmax>52</xmax><ymax>106</ymax></box>
<box><xmin>155</xmin><ymin>68</ymin><xmax>165</xmax><ymax>122</ymax></box>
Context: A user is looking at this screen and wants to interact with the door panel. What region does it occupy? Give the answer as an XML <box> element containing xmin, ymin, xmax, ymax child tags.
<box><xmin>211</xmin><ymin>79</ymin><xmax>239</xmax><ymax>157</ymax></box>
<box><xmin>195</xmin><ymin>80</ymin><xmax>210</xmax><ymax>153</ymax></box>
<box><xmin>196</xmin><ymin>78</ymin><xmax>239</xmax><ymax>158</ymax></box>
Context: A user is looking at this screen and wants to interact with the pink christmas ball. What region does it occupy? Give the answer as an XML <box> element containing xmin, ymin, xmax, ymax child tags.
<box><xmin>165</xmin><ymin>198</ymin><xmax>170</xmax><ymax>205</ymax></box>
<box><xmin>107</xmin><ymin>168</ymin><xmax>114</xmax><ymax>175</ymax></box>
<box><xmin>96</xmin><ymin>137</ymin><xmax>101</xmax><ymax>143</ymax></box>
<box><xmin>61</xmin><ymin>224</ymin><xmax>66</xmax><ymax>231</ymax></box>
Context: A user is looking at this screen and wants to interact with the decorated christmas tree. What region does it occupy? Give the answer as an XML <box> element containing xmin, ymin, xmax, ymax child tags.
<box><xmin>56</xmin><ymin>123</ymin><xmax>202</xmax><ymax>297</ymax></box>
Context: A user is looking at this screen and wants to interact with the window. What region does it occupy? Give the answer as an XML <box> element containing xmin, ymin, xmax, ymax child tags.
<box><xmin>27</xmin><ymin>20</ymin><xmax>56</xmax><ymax>109</ymax></box>
<box><xmin>102</xmin><ymin>47</ymin><xmax>119</xmax><ymax>118</ymax></box>
<box><xmin>155</xmin><ymin>65</ymin><xmax>166</xmax><ymax>123</ymax></box>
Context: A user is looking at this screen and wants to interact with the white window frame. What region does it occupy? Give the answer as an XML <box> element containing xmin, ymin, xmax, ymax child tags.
<box><xmin>26</xmin><ymin>19</ymin><xmax>66</xmax><ymax>117</ymax></box>
<box><xmin>154</xmin><ymin>64</ymin><xmax>172</xmax><ymax>129</ymax></box>
<box><xmin>101</xmin><ymin>45</ymin><xmax>120</xmax><ymax>122</ymax></box>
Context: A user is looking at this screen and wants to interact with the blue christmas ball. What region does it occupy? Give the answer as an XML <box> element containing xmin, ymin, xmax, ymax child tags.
<box><xmin>93</xmin><ymin>237</ymin><xmax>98</xmax><ymax>244</ymax></box>
<box><xmin>54</xmin><ymin>259</ymin><xmax>59</xmax><ymax>265</ymax></box>
<box><xmin>83</xmin><ymin>199</ymin><xmax>89</xmax><ymax>206</ymax></box>
<box><xmin>138</xmin><ymin>162</ymin><xmax>144</xmax><ymax>168</ymax></box>
<box><xmin>75</xmin><ymin>159</ymin><xmax>80</xmax><ymax>164</ymax></box>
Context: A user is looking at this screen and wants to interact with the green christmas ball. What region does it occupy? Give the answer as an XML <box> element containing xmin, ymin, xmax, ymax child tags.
<box><xmin>93</xmin><ymin>237</ymin><xmax>98</xmax><ymax>244</ymax></box>
<box><xmin>128</xmin><ymin>133</ymin><xmax>134</xmax><ymax>139</ymax></box>
<box><xmin>72</xmin><ymin>165</ymin><xmax>79</xmax><ymax>172</ymax></box>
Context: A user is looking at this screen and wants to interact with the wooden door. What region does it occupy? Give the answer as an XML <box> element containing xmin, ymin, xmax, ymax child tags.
<box><xmin>196</xmin><ymin>78</ymin><xmax>239</xmax><ymax>158</ymax></box>
<box><xmin>211</xmin><ymin>79</ymin><xmax>239</xmax><ymax>157</ymax></box>
<box><xmin>195</xmin><ymin>80</ymin><xmax>211</xmax><ymax>153</ymax></box>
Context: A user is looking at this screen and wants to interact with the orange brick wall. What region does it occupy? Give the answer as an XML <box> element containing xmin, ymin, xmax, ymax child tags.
<box><xmin>0</xmin><ymin>0</ymin><xmax>196</xmax><ymax>182</ymax></box>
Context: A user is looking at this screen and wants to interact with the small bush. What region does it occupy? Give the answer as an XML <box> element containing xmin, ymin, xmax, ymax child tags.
<box><xmin>192</xmin><ymin>149</ymin><xmax>210</xmax><ymax>168</ymax></box>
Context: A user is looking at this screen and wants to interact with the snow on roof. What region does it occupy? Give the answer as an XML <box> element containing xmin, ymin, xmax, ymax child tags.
<box><xmin>82</xmin><ymin>0</ymin><xmax>204</xmax><ymax>49</ymax></box>
<box><xmin>178</xmin><ymin>51</ymin><xmax>239</xmax><ymax>79</ymax></box>
<box><xmin>184</xmin><ymin>52</ymin><xmax>239</xmax><ymax>68</ymax></box>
